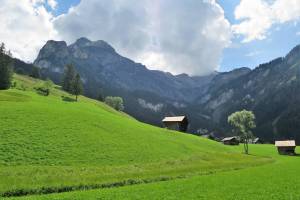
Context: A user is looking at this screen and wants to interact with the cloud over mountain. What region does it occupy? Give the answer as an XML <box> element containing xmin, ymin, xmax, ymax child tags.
<box><xmin>53</xmin><ymin>0</ymin><xmax>231</xmax><ymax>75</ymax></box>
<box><xmin>1</xmin><ymin>0</ymin><xmax>230</xmax><ymax>75</ymax></box>
<box><xmin>0</xmin><ymin>0</ymin><xmax>57</xmax><ymax>61</ymax></box>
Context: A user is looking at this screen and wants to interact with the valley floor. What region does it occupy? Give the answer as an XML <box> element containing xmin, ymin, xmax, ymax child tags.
<box><xmin>6</xmin><ymin>144</ymin><xmax>300</xmax><ymax>200</ymax></box>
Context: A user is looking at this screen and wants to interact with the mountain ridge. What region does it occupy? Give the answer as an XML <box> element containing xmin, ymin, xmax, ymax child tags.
<box><xmin>33</xmin><ymin>37</ymin><xmax>300</xmax><ymax>142</ymax></box>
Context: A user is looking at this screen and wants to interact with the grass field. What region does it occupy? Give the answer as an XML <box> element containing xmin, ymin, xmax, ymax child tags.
<box><xmin>0</xmin><ymin>75</ymin><xmax>295</xmax><ymax>199</ymax></box>
<box><xmin>11</xmin><ymin>145</ymin><xmax>300</xmax><ymax>200</ymax></box>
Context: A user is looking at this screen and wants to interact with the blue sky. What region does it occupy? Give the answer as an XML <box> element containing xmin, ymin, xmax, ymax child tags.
<box><xmin>217</xmin><ymin>0</ymin><xmax>300</xmax><ymax>71</ymax></box>
<box><xmin>48</xmin><ymin>0</ymin><xmax>80</xmax><ymax>16</ymax></box>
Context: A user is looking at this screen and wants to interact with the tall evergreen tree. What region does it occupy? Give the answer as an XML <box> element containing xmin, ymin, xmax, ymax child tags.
<box><xmin>62</xmin><ymin>64</ymin><xmax>76</xmax><ymax>93</ymax></box>
<box><xmin>0</xmin><ymin>43</ymin><xmax>13</xmax><ymax>90</ymax></box>
<box><xmin>30</xmin><ymin>66</ymin><xmax>41</xmax><ymax>79</ymax></box>
<box><xmin>72</xmin><ymin>73</ymin><xmax>83</xmax><ymax>101</ymax></box>
<box><xmin>97</xmin><ymin>88</ymin><xmax>104</xmax><ymax>101</ymax></box>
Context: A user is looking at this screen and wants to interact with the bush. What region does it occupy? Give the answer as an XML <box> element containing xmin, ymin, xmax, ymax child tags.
<box><xmin>11</xmin><ymin>81</ymin><xmax>17</xmax><ymax>88</ymax></box>
<box><xmin>105</xmin><ymin>96</ymin><xmax>124</xmax><ymax>111</ymax></box>
<box><xmin>34</xmin><ymin>79</ymin><xmax>53</xmax><ymax>96</ymax></box>
<box><xmin>35</xmin><ymin>86</ymin><xmax>49</xmax><ymax>96</ymax></box>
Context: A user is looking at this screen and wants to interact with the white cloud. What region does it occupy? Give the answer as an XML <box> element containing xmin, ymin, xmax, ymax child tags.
<box><xmin>233</xmin><ymin>0</ymin><xmax>300</xmax><ymax>42</ymax></box>
<box><xmin>54</xmin><ymin>0</ymin><xmax>231</xmax><ymax>75</ymax></box>
<box><xmin>1</xmin><ymin>0</ymin><xmax>231</xmax><ymax>75</ymax></box>
<box><xmin>0</xmin><ymin>0</ymin><xmax>57</xmax><ymax>61</ymax></box>
<box><xmin>47</xmin><ymin>0</ymin><xmax>57</xmax><ymax>10</ymax></box>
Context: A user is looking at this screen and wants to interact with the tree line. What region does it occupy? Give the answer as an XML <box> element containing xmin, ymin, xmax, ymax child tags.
<box><xmin>0</xmin><ymin>43</ymin><xmax>13</xmax><ymax>90</ymax></box>
<box><xmin>62</xmin><ymin>64</ymin><xmax>124</xmax><ymax>110</ymax></box>
<box><xmin>0</xmin><ymin>42</ymin><xmax>124</xmax><ymax>110</ymax></box>
<box><xmin>62</xmin><ymin>64</ymin><xmax>83</xmax><ymax>101</ymax></box>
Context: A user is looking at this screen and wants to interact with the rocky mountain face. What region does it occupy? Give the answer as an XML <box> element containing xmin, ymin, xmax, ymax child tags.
<box><xmin>201</xmin><ymin>45</ymin><xmax>300</xmax><ymax>142</ymax></box>
<box><xmin>34</xmin><ymin>37</ymin><xmax>300</xmax><ymax>142</ymax></box>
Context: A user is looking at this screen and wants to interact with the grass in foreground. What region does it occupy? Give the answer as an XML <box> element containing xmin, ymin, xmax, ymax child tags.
<box><xmin>0</xmin><ymin>75</ymin><xmax>270</xmax><ymax>198</ymax></box>
<box><xmin>12</xmin><ymin>145</ymin><xmax>300</xmax><ymax>200</ymax></box>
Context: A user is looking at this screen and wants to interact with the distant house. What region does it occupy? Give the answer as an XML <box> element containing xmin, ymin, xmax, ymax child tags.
<box><xmin>275</xmin><ymin>140</ymin><xmax>296</xmax><ymax>155</ymax></box>
<box><xmin>249</xmin><ymin>137</ymin><xmax>263</xmax><ymax>144</ymax></box>
<box><xmin>201</xmin><ymin>133</ymin><xmax>218</xmax><ymax>141</ymax></box>
<box><xmin>162</xmin><ymin>116</ymin><xmax>188</xmax><ymax>132</ymax></box>
<box><xmin>221</xmin><ymin>136</ymin><xmax>239</xmax><ymax>145</ymax></box>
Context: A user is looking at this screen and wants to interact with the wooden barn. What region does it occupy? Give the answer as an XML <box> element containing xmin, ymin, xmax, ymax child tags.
<box><xmin>162</xmin><ymin>116</ymin><xmax>188</xmax><ymax>132</ymax></box>
<box><xmin>275</xmin><ymin>140</ymin><xmax>296</xmax><ymax>155</ymax></box>
<box><xmin>221</xmin><ymin>136</ymin><xmax>239</xmax><ymax>145</ymax></box>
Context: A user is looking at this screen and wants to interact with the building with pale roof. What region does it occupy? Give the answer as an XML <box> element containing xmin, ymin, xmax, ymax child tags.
<box><xmin>162</xmin><ymin>116</ymin><xmax>188</xmax><ymax>132</ymax></box>
<box><xmin>275</xmin><ymin>140</ymin><xmax>296</xmax><ymax>155</ymax></box>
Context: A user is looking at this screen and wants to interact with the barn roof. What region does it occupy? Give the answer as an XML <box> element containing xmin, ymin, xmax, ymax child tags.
<box><xmin>221</xmin><ymin>136</ymin><xmax>238</xmax><ymax>142</ymax></box>
<box><xmin>162</xmin><ymin>116</ymin><xmax>186</xmax><ymax>122</ymax></box>
<box><xmin>275</xmin><ymin>140</ymin><xmax>296</xmax><ymax>147</ymax></box>
<box><xmin>253</xmin><ymin>138</ymin><xmax>260</xmax><ymax>143</ymax></box>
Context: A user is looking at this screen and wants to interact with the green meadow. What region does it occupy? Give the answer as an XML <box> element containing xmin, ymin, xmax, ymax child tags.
<box><xmin>0</xmin><ymin>75</ymin><xmax>298</xmax><ymax>199</ymax></box>
<box><xmin>13</xmin><ymin>145</ymin><xmax>299</xmax><ymax>200</ymax></box>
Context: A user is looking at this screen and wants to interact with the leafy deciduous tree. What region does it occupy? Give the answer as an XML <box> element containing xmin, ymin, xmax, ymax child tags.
<box><xmin>228</xmin><ymin>110</ymin><xmax>256</xmax><ymax>154</ymax></box>
<box><xmin>105</xmin><ymin>96</ymin><xmax>124</xmax><ymax>111</ymax></box>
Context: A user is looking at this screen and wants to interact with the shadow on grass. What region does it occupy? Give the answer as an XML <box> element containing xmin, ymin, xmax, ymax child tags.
<box><xmin>61</xmin><ymin>96</ymin><xmax>76</xmax><ymax>102</ymax></box>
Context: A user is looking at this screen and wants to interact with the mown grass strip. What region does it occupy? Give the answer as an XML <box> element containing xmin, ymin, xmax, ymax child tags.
<box><xmin>1</xmin><ymin>160</ymin><xmax>273</xmax><ymax>198</ymax></box>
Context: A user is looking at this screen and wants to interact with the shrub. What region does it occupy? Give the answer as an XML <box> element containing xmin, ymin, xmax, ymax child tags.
<box><xmin>35</xmin><ymin>86</ymin><xmax>49</xmax><ymax>96</ymax></box>
<box><xmin>105</xmin><ymin>96</ymin><xmax>124</xmax><ymax>111</ymax></box>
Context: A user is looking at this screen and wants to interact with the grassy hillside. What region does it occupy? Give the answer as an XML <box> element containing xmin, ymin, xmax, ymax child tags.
<box><xmin>0</xmin><ymin>75</ymin><xmax>270</xmax><ymax>197</ymax></box>
<box><xmin>12</xmin><ymin>145</ymin><xmax>300</xmax><ymax>200</ymax></box>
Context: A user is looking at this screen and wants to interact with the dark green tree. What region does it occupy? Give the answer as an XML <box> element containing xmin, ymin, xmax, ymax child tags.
<box><xmin>43</xmin><ymin>78</ymin><xmax>54</xmax><ymax>96</ymax></box>
<box><xmin>72</xmin><ymin>73</ymin><xmax>83</xmax><ymax>101</ymax></box>
<box><xmin>30</xmin><ymin>66</ymin><xmax>41</xmax><ymax>78</ymax></box>
<box><xmin>97</xmin><ymin>88</ymin><xmax>104</xmax><ymax>101</ymax></box>
<box><xmin>62</xmin><ymin>64</ymin><xmax>76</xmax><ymax>93</ymax></box>
<box><xmin>0</xmin><ymin>43</ymin><xmax>13</xmax><ymax>90</ymax></box>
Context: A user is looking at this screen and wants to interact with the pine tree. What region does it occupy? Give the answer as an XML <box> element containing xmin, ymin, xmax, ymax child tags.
<box><xmin>62</xmin><ymin>64</ymin><xmax>76</xmax><ymax>93</ymax></box>
<box><xmin>30</xmin><ymin>67</ymin><xmax>41</xmax><ymax>79</ymax></box>
<box><xmin>97</xmin><ymin>88</ymin><xmax>104</xmax><ymax>101</ymax></box>
<box><xmin>72</xmin><ymin>73</ymin><xmax>83</xmax><ymax>101</ymax></box>
<box><xmin>0</xmin><ymin>43</ymin><xmax>13</xmax><ymax>90</ymax></box>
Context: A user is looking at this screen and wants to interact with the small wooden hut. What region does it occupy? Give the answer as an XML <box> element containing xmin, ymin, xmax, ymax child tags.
<box><xmin>162</xmin><ymin>116</ymin><xmax>188</xmax><ymax>132</ymax></box>
<box><xmin>275</xmin><ymin>140</ymin><xmax>296</xmax><ymax>155</ymax></box>
<box><xmin>221</xmin><ymin>136</ymin><xmax>239</xmax><ymax>145</ymax></box>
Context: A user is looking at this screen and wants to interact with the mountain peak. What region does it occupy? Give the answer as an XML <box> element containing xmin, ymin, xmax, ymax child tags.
<box><xmin>93</xmin><ymin>40</ymin><xmax>115</xmax><ymax>52</ymax></box>
<box><xmin>72</xmin><ymin>37</ymin><xmax>115</xmax><ymax>53</ymax></box>
<box><xmin>35</xmin><ymin>40</ymin><xmax>68</xmax><ymax>63</ymax></box>
<box><xmin>285</xmin><ymin>44</ymin><xmax>300</xmax><ymax>64</ymax></box>
<box><xmin>44</xmin><ymin>40</ymin><xmax>67</xmax><ymax>49</ymax></box>
<box><xmin>75</xmin><ymin>37</ymin><xmax>92</xmax><ymax>46</ymax></box>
